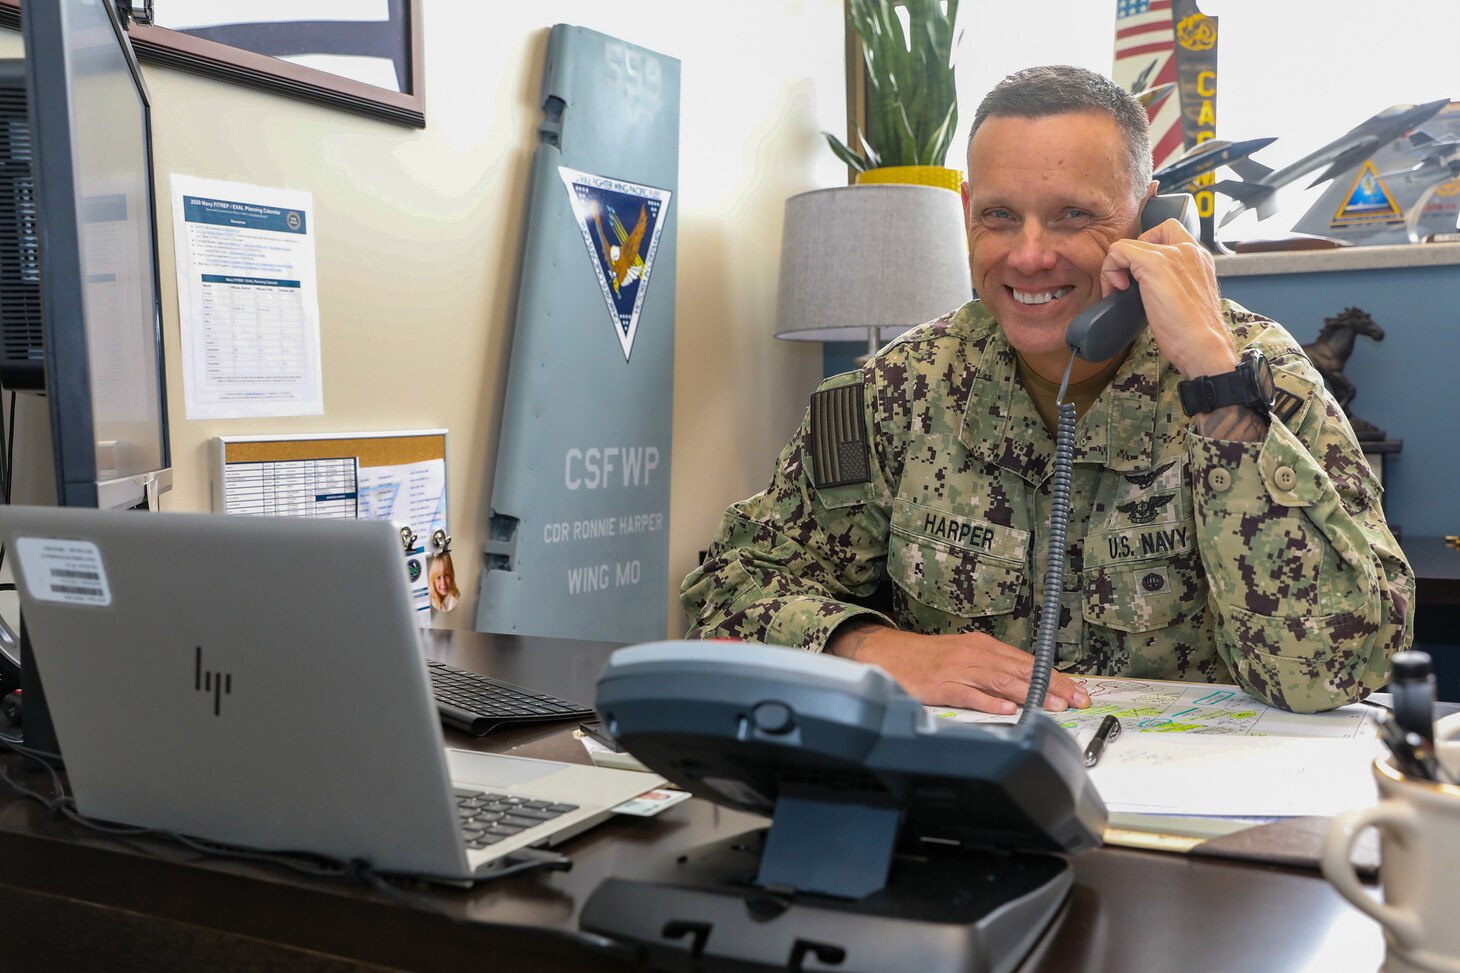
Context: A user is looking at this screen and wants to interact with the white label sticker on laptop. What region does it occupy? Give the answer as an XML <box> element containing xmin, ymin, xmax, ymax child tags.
<box><xmin>15</xmin><ymin>537</ymin><xmax>112</xmax><ymax>606</ymax></box>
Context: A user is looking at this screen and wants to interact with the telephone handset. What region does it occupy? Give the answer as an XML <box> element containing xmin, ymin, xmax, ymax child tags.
<box><xmin>1020</xmin><ymin>192</ymin><xmax>1200</xmax><ymax>723</ymax></box>
<box><xmin>1064</xmin><ymin>193</ymin><xmax>1200</xmax><ymax>362</ymax></box>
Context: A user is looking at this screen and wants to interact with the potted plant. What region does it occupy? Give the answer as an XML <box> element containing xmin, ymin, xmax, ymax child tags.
<box><xmin>825</xmin><ymin>0</ymin><xmax>963</xmax><ymax>191</ymax></box>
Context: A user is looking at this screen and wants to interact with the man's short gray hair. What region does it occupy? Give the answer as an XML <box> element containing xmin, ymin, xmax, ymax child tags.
<box><xmin>967</xmin><ymin>65</ymin><xmax>1153</xmax><ymax>200</ymax></box>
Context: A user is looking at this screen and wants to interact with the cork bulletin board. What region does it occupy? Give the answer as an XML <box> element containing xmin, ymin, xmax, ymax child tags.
<box><xmin>212</xmin><ymin>430</ymin><xmax>448</xmax><ymax>617</ymax></box>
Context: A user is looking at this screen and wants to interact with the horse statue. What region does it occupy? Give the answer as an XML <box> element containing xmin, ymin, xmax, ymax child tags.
<box><xmin>1300</xmin><ymin>307</ymin><xmax>1386</xmax><ymax>440</ymax></box>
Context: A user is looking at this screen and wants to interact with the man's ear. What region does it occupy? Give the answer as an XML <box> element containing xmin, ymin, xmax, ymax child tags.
<box><xmin>1132</xmin><ymin>181</ymin><xmax>1159</xmax><ymax>232</ymax></box>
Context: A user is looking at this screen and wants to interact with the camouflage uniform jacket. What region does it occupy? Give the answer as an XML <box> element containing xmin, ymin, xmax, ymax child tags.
<box><xmin>681</xmin><ymin>299</ymin><xmax>1414</xmax><ymax>713</ymax></box>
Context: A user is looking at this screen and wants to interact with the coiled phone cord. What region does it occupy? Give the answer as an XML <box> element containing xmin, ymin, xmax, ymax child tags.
<box><xmin>1019</xmin><ymin>351</ymin><xmax>1079</xmax><ymax>726</ymax></box>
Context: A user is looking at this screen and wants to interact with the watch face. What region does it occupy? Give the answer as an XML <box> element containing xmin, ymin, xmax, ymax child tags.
<box><xmin>1251</xmin><ymin>351</ymin><xmax>1275</xmax><ymax>405</ymax></box>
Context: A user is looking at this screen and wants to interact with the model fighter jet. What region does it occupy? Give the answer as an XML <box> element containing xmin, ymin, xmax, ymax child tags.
<box><xmin>1215</xmin><ymin>99</ymin><xmax>1450</xmax><ymax>226</ymax></box>
<box><xmin>1374</xmin><ymin>131</ymin><xmax>1460</xmax><ymax>242</ymax></box>
<box><xmin>1154</xmin><ymin>137</ymin><xmax>1277</xmax><ymax>194</ymax></box>
<box><xmin>1134</xmin><ymin>82</ymin><xmax>1176</xmax><ymax>112</ymax></box>
<box><xmin>1377</xmin><ymin>130</ymin><xmax>1460</xmax><ymax>183</ymax></box>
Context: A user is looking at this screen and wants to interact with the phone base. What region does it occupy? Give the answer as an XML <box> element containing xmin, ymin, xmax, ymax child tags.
<box><xmin>580</xmin><ymin>828</ymin><xmax>1072</xmax><ymax>973</ymax></box>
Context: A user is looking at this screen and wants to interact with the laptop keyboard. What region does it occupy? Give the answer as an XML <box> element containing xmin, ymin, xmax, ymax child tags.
<box><xmin>426</xmin><ymin>660</ymin><xmax>595</xmax><ymax>735</ymax></box>
<box><xmin>454</xmin><ymin>787</ymin><xmax>579</xmax><ymax>849</ymax></box>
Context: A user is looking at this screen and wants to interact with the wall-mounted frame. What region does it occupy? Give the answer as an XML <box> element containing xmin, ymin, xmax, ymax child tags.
<box><xmin>841</xmin><ymin>0</ymin><xmax>864</xmax><ymax>186</ymax></box>
<box><xmin>0</xmin><ymin>0</ymin><xmax>424</xmax><ymax>128</ymax></box>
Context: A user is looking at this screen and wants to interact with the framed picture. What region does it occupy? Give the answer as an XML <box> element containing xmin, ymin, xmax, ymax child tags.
<box><xmin>0</xmin><ymin>0</ymin><xmax>424</xmax><ymax>128</ymax></box>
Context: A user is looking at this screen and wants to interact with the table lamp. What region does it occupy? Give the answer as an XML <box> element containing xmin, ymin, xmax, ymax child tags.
<box><xmin>774</xmin><ymin>184</ymin><xmax>973</xmax><ymax>364</ymax></box>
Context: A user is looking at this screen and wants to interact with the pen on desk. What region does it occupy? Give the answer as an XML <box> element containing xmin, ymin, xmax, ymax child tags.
<box><xmin>1376</xmin><ymin>710</ymin><xmax>1436</xmax><ymax>782</ymax></box>
<box><xmin>1083</xmin><ymin>715</ymin><xmax>1121</xmax><ymax>768</ymax></box>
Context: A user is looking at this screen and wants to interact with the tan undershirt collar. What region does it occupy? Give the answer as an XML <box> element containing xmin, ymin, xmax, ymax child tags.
<box><xmin>1015</xmin><ymin>348</ymin><xmax>1130</xmax><ymax>436</ymax></box>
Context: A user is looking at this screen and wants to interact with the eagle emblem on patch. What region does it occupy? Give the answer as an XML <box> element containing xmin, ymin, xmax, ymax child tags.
<box><xmin>559</xmin><ymin>167</ymin><xmax>672</xmax><ymax>362</ymax></box>
<box><xmin>1123</xmin><ymin>461</ymin><xmax>1175</xmax><ymax>489</ymax></box>
<box><xmin>1116</xmin><ymin>493</ymin><xmax>1175</xmax><ymax>525</ymax></box>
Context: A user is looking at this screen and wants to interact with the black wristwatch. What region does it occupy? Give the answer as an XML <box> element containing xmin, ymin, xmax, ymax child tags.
<box><xmin>1178</xmin><ymin>349</ymin><xmax>1276</xmax><ymax>419</ymax></box>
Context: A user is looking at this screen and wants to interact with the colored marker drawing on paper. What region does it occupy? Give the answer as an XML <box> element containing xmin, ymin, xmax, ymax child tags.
<box><xmin>930</xmin><ymin>677</ymin><xmax>1376</xmax><ymax>739</ymax></box>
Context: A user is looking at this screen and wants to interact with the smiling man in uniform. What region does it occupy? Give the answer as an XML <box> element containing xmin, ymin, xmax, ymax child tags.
<box><xmin>681</xmin><ymin>65</ymin><xmax>1412</xmax><ymax>714</ymax></box>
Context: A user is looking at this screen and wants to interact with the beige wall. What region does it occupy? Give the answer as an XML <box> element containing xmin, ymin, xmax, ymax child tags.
<box><xmin>0</xmin><ymin>2</ymin><xmax>845</xmax><ymax>636</ymax></box>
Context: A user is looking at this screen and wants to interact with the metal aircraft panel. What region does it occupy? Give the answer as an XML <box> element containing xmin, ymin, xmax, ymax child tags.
<box><xmin>476</xmin><ymin>26</ymin><xmax>680</xmax><ymax>641</ymax></box>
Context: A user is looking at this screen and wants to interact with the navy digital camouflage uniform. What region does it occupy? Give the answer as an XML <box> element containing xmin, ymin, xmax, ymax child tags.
<box><xmin>681</xmin><ymin>299</ymin><xmax>1413</xmax><ymax>713</ymax></box>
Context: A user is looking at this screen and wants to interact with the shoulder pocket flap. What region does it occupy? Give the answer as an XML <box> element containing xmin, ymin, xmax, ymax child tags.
<box><xmin>812</xmin><ymin>477</ymin><xmax>878</xmax><ymax>511</ymax></box>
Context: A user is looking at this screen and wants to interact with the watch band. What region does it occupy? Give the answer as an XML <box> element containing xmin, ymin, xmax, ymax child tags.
<box><xmin>1178</xmin><ymin>355</ymin><xmax>1270</xmax><ymax>418</ymax></box>
<box><xmin>1181</xmin><ymin>371</ymin><xmax>1244</xmax><ymax>415</ymax></box>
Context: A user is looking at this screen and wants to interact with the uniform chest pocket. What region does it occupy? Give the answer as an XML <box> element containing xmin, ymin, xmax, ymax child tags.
<box><xmin>1083</xmin><ymin>548</ymin><xmax>1206</xmax><ymax>633</ymax></box>
<box><xmin>888</xmin><ymin>531</ymin><xmax>1024</xmax><ymax>618</ymax></box>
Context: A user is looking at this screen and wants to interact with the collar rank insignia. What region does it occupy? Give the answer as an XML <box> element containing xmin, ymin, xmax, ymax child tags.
<box><xmin>1116</xmin><ymin>493</ymin><xmax>1175</xmax><ymax>525</ymax></box>
<box><xmin>1123</xmin><ymin>461</ymin><xmax>1175</xmax><ymax>489</ymax></box>
<box><xmin>559</xmin><ymin>167</ymin><xmax>673</xmax><ymax>362</ymax></box>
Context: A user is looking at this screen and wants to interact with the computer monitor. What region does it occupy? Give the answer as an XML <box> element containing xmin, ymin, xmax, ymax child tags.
<box><xmin>5</xmin><ymin>0</ymin><xmax>171</xmax><ymax>511</ymax></box>
<box><xmin>0</xmin><ymin>0</ymin><xmax>172</xmax><ymax>754</ymax></box>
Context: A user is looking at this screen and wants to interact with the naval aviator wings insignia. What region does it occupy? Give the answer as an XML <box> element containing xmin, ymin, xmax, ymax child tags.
<box><xmin>560</xmin><ymin>167</ymin><xmax>672</xmax><ymax>362</ymax></box>
<box><xmin>1116</xmin><ymin>493</ymin><xmax>1175</xmax><ymax>525</ymax></box>
<box><xmin>1123</xmin><ymin>461</ymin><xmax>1176</xmax><ymax>489</ymax></box>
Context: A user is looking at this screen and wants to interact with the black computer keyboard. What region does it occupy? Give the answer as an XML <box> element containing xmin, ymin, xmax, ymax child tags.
<box><xmin>426</xmin><ymin>659</ymin><xmax>595</xmax><ymax>736</ymax></box>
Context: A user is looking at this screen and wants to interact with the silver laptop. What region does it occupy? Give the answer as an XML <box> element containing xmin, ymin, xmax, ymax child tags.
<box><xmin>0</xmin><ymin>505</ymin><xmax>662</xmax><ymax>881</ymax></box>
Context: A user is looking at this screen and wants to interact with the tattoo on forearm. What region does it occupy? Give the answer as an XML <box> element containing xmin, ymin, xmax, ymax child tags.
<box><xmin>1196</xmin><ymin>405</ymin><xmax>1267</xmax><ymax>443</ymax></box>
<box><xmin>829</xmin><ymin>620</ymin><xmax>883</xmax><ymax>659</ymax></box>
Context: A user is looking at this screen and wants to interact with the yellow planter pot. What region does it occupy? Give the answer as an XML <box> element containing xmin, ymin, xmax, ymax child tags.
<box><xmin>856</xmin><ymin>165</ymin><xmax>963</xmax><ymax>192</ymax></box>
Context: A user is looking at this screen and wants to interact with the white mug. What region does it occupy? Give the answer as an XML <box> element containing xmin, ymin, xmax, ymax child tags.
<box><xmin>1438</xmin><ymin>712</ymin><xmax>1460</xmax><ymax>778</ymax></box>
<box><xmin>1322</xmin><ymin>737</ymin><xmax>1460</xmax><ymax>973</ymax></box>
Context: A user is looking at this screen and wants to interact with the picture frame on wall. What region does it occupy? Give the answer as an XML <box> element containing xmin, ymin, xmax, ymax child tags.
<box><xmin>0</xmin><ymin>0</ymin><xmax>425</xmax><ymax>128</ymax></box>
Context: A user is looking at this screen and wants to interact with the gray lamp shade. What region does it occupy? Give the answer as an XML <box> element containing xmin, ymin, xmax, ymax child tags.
<box><xmin>774</xmin><ymin>184</ymin><xmax>973</xmax><ymax>342</ymax></box>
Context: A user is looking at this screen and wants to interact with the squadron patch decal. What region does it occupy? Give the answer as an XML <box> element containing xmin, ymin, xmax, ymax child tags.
<box><xmin>1330</xmin><ymin>161</ymin><xmax>1403</xmax><ymax>227</ymax></box>
<box><xmin>560</xmin><ymin>167</ymin><xmax>672</xmax><ymax>361</ymax></box>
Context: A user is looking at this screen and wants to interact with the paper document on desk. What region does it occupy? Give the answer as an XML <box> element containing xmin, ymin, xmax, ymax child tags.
<box><xmin>929</xmin><ymin>677</ymin><xmax>1384</xmax><ymax>817</ymax></box>
<box><xmin>1088</xmin><ymin>734</ymin><xmax>1384</xmax><ymax>817</ymax></box>
<box><xmin>929</xmin><ymin>676</ymin><xmax>1379</xmax><ymax>739</ymax></box>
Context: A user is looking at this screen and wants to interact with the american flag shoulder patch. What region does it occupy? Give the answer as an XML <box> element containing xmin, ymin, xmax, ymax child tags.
<box><xmin>809</xmin><ymin>383</ymin><xmax>870</xmax><ymax>488</ymax></box>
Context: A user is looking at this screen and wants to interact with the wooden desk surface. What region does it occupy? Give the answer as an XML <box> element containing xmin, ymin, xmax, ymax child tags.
<box><xmin>0</xmin><ymin>630</ymin><xmax>1387</xmax><ymax>973</ymax></box>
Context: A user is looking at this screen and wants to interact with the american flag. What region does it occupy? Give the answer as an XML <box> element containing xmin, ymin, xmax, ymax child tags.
<box><xmin>1113</xmin><ymin>0</ymin><xmax>1184</xmax><ymax>169</ymax></box>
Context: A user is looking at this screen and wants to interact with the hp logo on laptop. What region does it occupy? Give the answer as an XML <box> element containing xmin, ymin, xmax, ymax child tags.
<box><xmin>194</xmin><ymin>646</ymin><xmax>233</xmax><ymax>716</ymax></box>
